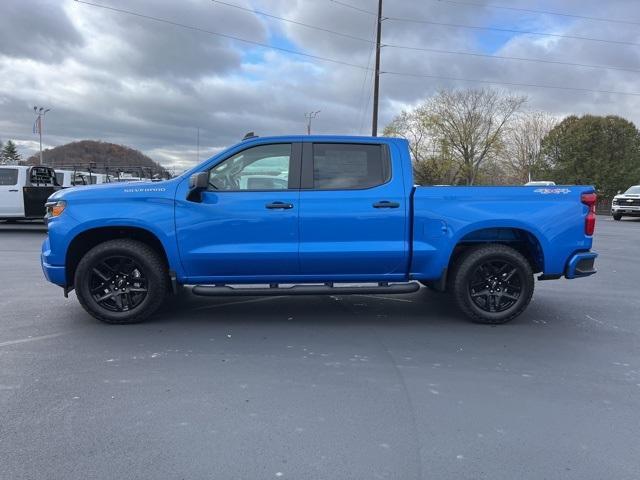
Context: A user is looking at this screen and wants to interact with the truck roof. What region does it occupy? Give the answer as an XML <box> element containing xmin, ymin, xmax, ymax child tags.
<box><xmin>239</xmin><ymin>134</ymin><xmax>402</xmax><ymax>143</ymax></box>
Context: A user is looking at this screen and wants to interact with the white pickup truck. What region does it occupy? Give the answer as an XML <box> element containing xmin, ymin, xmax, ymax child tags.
<box><xmin>611</xmin><ymin>185</ymin><xmax>640</xmax><ymax>220</ymax></box>
<box><xmin>0</xmin><ymin>165</ymin><xmax>61</xmax><ymax>220</ymax></box>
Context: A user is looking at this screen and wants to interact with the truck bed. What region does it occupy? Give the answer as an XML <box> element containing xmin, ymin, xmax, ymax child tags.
<box><xmin>411</xmin><ymin>185</ymin><xmax>594</xmax><ymax>279</ymax></box>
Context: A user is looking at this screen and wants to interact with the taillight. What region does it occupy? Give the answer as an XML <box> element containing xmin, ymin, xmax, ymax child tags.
<box><xmin>581</xmin><ymin>192</ymin><xmax>597</xmax><ymax>236</ymax></box>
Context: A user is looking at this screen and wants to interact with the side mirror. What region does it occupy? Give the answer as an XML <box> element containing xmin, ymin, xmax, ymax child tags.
<box><xmin>187</xmin><ymin>172</ymin><xmax>209</xmax><ymax>202</ymax></box>
<box><xmin>189</xmin><ymin>171</ymin><xmax>209</xmax><ymax>190</ymax></box>
<box><xmin>617</xmin><ymin>190</ymin><xmax>622</xmax><ymax>195</ymax></box>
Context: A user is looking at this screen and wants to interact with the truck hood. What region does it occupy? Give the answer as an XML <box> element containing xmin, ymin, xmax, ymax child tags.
<box><xmin>614</xmin><ymin>193</ymin><xmax>640</xmax><ymax>200</ymax></box>
<box><xmin>48</xmin><ymin>179</ymin><xmax>178</xmax><ymax>202</ymax></box>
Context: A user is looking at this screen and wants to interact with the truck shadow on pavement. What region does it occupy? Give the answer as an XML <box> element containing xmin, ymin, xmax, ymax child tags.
<box><xmin>148</xmin><ymin>287</ymin><xmax>527</xmax><ymax>329</ymax></box>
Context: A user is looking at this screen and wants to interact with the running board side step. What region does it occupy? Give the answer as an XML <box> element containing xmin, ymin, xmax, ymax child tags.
<box><xmin>191</xmin><ymin>282</ymin><xmax>420</xmax><ymax>297</ymax></box>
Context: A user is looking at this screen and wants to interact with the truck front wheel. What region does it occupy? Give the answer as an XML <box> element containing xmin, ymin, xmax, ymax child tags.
<box><xmin>74</xmin><ymin>239</ymin><xmax>168</xmax><ymax>324</ymax></box>
<box><xmin>612</xmin><ymin>213</ymin><xmax>622</xmax><ymax>221</ymax></box>
<box><xmin>451</xmin><ymin>244</ymin><xmax>534</xmax><ymax>324</ymax></box>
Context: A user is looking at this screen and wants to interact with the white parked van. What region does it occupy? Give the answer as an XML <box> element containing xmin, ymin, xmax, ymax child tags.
<box><xmin>0</xmin><ymin>166</ymin><xmax>61</xmax><ymax>219</ymax></box>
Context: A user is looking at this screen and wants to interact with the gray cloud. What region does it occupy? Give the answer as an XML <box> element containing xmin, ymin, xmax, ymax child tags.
<box><xmin>0</xmin><ymin>1</ymin><xmax>84</xmax><ymax>62</ymax></box>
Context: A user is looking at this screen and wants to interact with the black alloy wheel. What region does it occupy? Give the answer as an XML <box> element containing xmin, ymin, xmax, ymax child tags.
<box><xmin>451</xmin><ymin>244</ymin><xmax>534</xmax><ymax>324</ymax></box>
<box><xmin>89</xmin><ymin>256</ymin><xmax>148</xmax><ymax>312</ymax></box>
<box><xmin>468</xmin><ymin>260</ymin><xmax>523</xmax><ymax>313</ymax></box>
<box><xmin>74</xmin><ymin>239</ymin><xmax>168</xmax><ymax>324</ymax></box>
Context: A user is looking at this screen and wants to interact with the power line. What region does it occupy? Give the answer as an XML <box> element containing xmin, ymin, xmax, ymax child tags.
<box><xmin>384</xmin><ymin>17</ymin><xmax>640</xmax><ymax>47</ymax></box>
<box><xmin>381</xmin><ymin>70</ymin><xmax>640</xmax><ymax>97</ymax></box>
<box><xmin>212</xmin><ymin>0</ymin><xmax>640</xmax><ymax>75</ymax></box>
<box><xmin>327</xmin><ymin>0</ymin><xmax>640</xmax><ymax>47</ymax></box>
<box><xmin>357</xmin><ymin>19</ymin><xmax>379</xmax><ymax>134</ymax></box>
<box><xmin>383</xmin><ymin>43</ymin><xmax>640</xmax><ymax>74</ymax></box>
<box><xmin>431</xmin><ymin>0</ymin><xmax>640</xmax><ymax>27</ymax></box>
<box><xmin>73</xmin><ymin>0</ymin><xmax>640</xmax><ymax>98</ymax></box>
<box><xmin>211</xmin><ymin>0</ymin><xmax>371</xmax><ymax>43</ymax></box>
<box><xmin>327</xmin><ymin>0</ymin><xmax>376</xmax><ymax>16</ymax></box>
<box><xmin>74</xmin><ymin>0</ymin><xmax>369</xmax><ymax>71</ymax></box>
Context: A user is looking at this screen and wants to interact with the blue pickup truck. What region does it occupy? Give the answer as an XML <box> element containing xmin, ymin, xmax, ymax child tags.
<box><xmin>41</xmin><ymin>135</ymin><xmax>598</xmax><ymax>325</ymax></box>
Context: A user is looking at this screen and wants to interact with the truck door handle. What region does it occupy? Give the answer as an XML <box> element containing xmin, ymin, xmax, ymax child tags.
<box><xmin>265</xmin><ymin>201</ymin><xmax>294</xmax><ymax>209</ymax></box>
<box><xmin>8</xmin><ymin>189</ymin><xmax>18</xmax><ymax>192</ymax></box>
<box><xmin>373</xmin><ymin>201</ymin><xmax>400</xmax><ymax>208</ymax></box>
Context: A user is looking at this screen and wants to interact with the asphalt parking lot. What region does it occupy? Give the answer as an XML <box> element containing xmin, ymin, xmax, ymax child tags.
<box><xmin>1</xmin><ymin>216</ymin><xmax>639</xmax><ymax>480</ymax></box>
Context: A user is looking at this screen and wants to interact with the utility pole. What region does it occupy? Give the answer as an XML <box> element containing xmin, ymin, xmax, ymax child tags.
<box><xmin>305</xmin><ymin>110</ymin><xmax>321</xmax><ymax>135</ymax></box>
<box><xmin>371</xmin><ymin>0</ymin><xmax>383</xmax><ymax>137</ymax></box>
<box><xmin>32</xmin><ymin>106</ymin><xmax>51</xmax><ymax>165</ymax></box>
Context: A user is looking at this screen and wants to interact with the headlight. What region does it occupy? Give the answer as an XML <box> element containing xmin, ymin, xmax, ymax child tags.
<box><xmin>46</xmin><ymin>200</ymin><xmax>66</xmax><ymax>217</ymax></box>
<box><xmin>612</xmin><ymin>198</ymin><xmax>618</xmax><ymax>205</ymax></box>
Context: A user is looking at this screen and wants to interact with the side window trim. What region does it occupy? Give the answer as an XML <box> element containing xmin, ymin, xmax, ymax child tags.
<box><xmin>205</xmin><ymin>142</ymin><xmax>302</xmax><ymax>192</ymax></box>
<box><xmin>300</xmin><ymin>142</ymin><xmax>391</xmax><ymax>191</ymax></box>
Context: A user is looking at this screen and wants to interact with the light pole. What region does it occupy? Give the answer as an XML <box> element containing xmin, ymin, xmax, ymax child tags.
<box><xmin>305</xmin><ymin>110</ymin><xmax>321</xmax><ymax>135</ymax></box>
<box><xmin>33</xmin><ymin>106</ymin><xmax>51</xmax><ymax>166</ymax></box>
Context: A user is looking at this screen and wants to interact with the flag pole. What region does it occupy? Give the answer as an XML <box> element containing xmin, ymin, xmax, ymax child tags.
<box><xmin>39</xmin><ymin>116</ymin><xmax>43</xmax><ymax>166</ymax></box>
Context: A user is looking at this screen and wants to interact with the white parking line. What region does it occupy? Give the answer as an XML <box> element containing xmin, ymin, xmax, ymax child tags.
<box><xmin>0</xmin><ymin>332</ymin><xmax>67</xmax><ymax>348</ymax></box>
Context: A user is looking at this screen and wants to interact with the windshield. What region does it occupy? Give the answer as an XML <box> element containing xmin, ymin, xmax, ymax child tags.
<box><xmin>624</xmin><ymin>186</ymin><xmax>640</xmax><ymax>194</ymax></box>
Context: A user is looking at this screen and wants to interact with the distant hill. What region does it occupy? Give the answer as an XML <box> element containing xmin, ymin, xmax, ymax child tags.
<box><xmin>24</xmin><ymin>140</ymin><xmax>167</xmax><ymax>175</ymax></box>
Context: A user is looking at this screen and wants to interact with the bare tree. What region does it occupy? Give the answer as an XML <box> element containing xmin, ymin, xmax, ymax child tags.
<box><xmin>502</xmin><ymin>111</ymin><xmax>557</xmax><ymax>183</ymax></box>
<box><xmin>424</xmin><ymin>89</ymin><xmax>527</xmax><ymax>185</ymax></box>
<box><xmin>383</xmin><ymin>108</ymin><xmax>460</xmax><ymax>185</ymax></box>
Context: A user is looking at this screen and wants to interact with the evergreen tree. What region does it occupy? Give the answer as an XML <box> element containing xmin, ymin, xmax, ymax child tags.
<box><xmin>1</xmin><ymin>140</ymin><xmax>21</xmax><ymax>165</ymax></box>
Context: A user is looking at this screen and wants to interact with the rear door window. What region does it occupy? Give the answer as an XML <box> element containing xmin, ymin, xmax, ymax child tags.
<box><xmin>312</xmin><ymin>143</ymin><xmax>389</xmax><ymax>190</ymax></box>
<box><xmin>0</xmin><ymin>168</ymin><xmax>18</xmax><ymax>186</ymax></box>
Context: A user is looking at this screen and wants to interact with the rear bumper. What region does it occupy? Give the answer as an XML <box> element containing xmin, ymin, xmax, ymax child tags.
<box><xmin>565</xmin><ymin>251</ymin><xmax>597</xmax><ymax>279</ymax></box>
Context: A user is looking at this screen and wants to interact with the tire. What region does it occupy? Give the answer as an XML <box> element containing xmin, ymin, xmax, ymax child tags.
<box><xmin>451</xmin><ymin>244</ymin><xmax>534</xmax><ymax>324</ymax></box>
<box><xmin>74</xmin><ymin>239</ymin><xmax>168</xmax><ymax>324</ymax></box>
<box><xmin>613</xmin><ymin>214</ymin><xmax>622</xmax><ymax>221</ymax></box>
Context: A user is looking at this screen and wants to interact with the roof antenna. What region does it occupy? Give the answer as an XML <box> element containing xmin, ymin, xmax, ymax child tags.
<box><xmin>243</xmin><ymin>131</ymin><xmax>258</xmax><ymax>141</ymax></box>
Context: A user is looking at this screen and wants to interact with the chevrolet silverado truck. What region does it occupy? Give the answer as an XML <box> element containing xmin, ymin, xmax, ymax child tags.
<box><xmin>611</xmin><ymin>185</ymin><xmax>640</xmax><ymax>220</ymax></box>
<box><xmin>41</xmin><ymin>135</ymin><xmax>598</xmax><ymax>325</ymax></box>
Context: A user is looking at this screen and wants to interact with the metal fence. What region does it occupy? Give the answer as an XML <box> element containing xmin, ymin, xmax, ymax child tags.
<box><xmin>596</xmin><ymin>196</ymin><xmax>612</xmax><ymax>215</ymax></box>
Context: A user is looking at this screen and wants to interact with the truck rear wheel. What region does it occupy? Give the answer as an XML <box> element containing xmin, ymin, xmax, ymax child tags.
<box><xmin>74</xmin><ymin>239</ymin><xmax>167</xmax><ymax>324</ymax></box>
<box><xmin>451</xmin><ymin>244</ymin><xmax>534</xmax><ymax>324</ymax></box>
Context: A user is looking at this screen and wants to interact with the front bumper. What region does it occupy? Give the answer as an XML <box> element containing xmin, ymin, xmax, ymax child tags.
<box><xmin>565</xmin><ymin>251</ymin><xmax>597</xmax><ymax>279</ymax></box>
<box><xmin>611</xmin><ymin>205</ymin><xmax>640</xmax><ymax>216</ymax></box>
<box><xmin>41</xmin><ymin>236</ymin><xmax>66</xmax><ymax>287</ymax></box>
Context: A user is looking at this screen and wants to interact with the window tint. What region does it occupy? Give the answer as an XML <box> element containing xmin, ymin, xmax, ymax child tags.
<box><xmin>29</xmin><ymin>167</ymin><xmax>55</xmax><ymax>186</ymax></box>
<box><xmin>208</xmin><ymin>144</ymin><xmax>291</xmax><ymax>191</ymax></box>
<box><xmin>313</xmin><ymin>143</ymin><xmax>389</xmax><ymax>189</ymax></box>
<box><xmin>0</xmin><ymin>168</ymin><xmax>19</xmax><ymax>186</ymax></box>
<box><xmin>55</xmin><ymin>172</ymin><xmax>64</xmax><ymax>186</ymax></box>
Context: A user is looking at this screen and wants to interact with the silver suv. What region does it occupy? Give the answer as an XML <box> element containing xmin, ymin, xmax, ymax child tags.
<box><xmin>612</xmin><ymin>185</ymin><xmax>640</xmax><ymax>220</ymax></box>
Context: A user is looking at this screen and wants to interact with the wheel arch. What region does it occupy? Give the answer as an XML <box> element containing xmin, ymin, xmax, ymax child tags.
<box><xmin>65</xmin><ymin>226</ymin><xmax>171</xmax><ymax>287</ymax></box>
<box><xmin>448</xmin><ymin>226</ymin><xmax>545</xmax><ymax>276</ymax></box>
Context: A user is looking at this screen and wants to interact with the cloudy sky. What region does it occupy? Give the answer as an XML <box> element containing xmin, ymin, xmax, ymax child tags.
<box><xmin>1</xmin><ymin>0</ymin><xmax>639</xmax><ymax>171</ymax></box>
